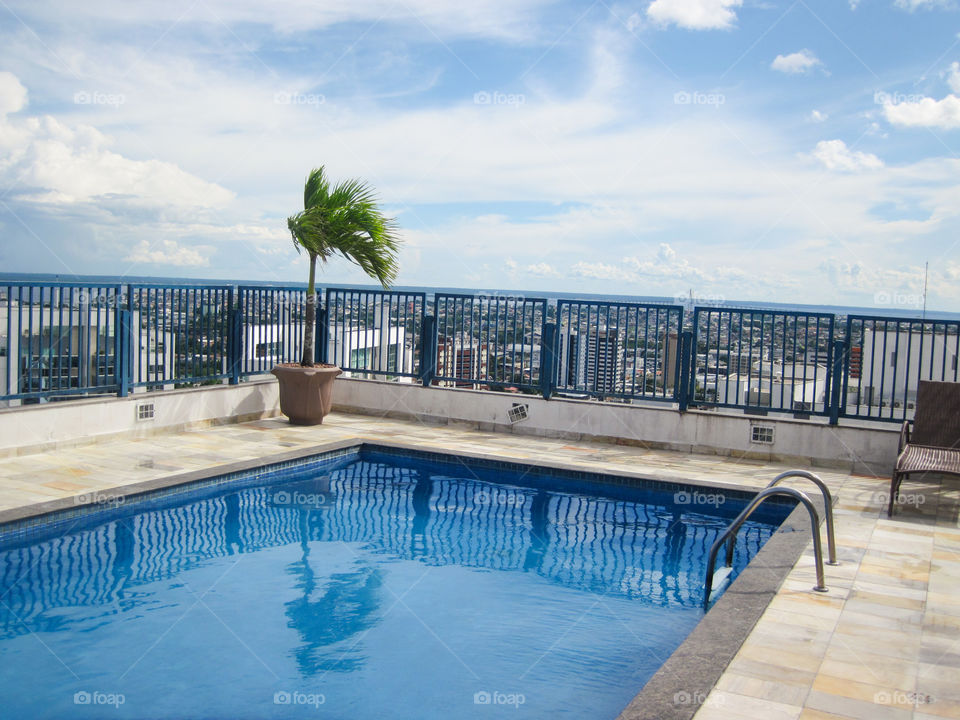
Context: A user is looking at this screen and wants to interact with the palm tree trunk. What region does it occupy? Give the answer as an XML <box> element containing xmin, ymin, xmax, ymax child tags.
<box><xmin>301</xmin><ymin>254</ymin><xmax>317</xmax><ymax>366</ymax></box>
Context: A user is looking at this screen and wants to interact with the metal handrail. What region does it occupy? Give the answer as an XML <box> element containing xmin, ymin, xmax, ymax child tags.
<box><xmin>704</xmin><ymin>486</ymin><xmax>828</xmax><ymax>609</ymax></box>
<box><xmin>764</xmin><ymin>470</ymin><xmax>837</xmax><ymax>566</ymax></box>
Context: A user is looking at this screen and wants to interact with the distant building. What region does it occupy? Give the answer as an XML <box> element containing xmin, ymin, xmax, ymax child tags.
<box><xmin>558</xmin><ymin>328</ymin><xmax>624</xmax><ymax>395</ymax></box>
<box><xmin>436</xmin><ymin>338</ymin><xmax>488</xmax><ymax>386</ymax></box>
<box><xmin>243</xmin><ymin>323</ymin><xmax>299</xmax><ymax>374</ymax></box>
<box><xmin>558</xmin><ymin>330</ymin><xmax>588</xmax><ymax>389</ymax></box>
<box><xmin>852</xmin><ymin>326</ymin><xmax>959</xmax><ymax>409</ymax></box>
<box><xmin>699</xmin><ymin>361</ymin><xmax>829</xmax><ymax>412</ymax></box>
<box><xmin>329</xmin><ymin>325</ymin><xmax>410</xmax><ymax>378</ymax></box>
<box><xmin>496</xmin><ymin>343</ymin><xmax>540</xmax><ymax>385</ymax></box>
<box><xmin>0</xmin><ymin>302</ymin><xmax>174</xmax><ymax>406</ymax></box>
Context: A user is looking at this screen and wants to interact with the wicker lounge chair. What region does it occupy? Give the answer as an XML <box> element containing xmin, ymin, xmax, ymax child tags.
<box><xmin>888</xmin><ymin>380</ymin><xmax>960</xmax><ymax>516</ymax></box>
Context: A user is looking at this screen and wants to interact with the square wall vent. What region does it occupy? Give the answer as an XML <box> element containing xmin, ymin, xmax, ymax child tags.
<box><xmin>136</xmin><ymin>402</ymin><xmax>155</xmax><ymax>422</ymax></box>
<box><xmin>750</xmin><ymin>424</ymin><xmax>774</xmax><ymax>444</ymax></box>
<box><xmin>507</xmin><ymin>403</ymin><xmax>529</xmax><ymax>424</ymax></box>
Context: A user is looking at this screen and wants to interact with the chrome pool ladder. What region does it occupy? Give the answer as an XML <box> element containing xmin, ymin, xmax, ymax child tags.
<box><xmin>703</xmin><ymin>470</ymin><xmax>838</xmax><ymax>609</ymax></box>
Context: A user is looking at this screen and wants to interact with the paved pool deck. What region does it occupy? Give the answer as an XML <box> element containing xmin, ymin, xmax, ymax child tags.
<box><xmin>0</xmin><ymin>411</ymin><xmax>956</xmax><ymax>719</ymax></box>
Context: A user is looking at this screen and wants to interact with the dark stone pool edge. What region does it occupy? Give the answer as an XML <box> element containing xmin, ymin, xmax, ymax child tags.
<box><xmin>615</xmin><ymin>499</ymin><xmax>818</xmax><ymax>720</ymax></box>
<box><xmin>0</xmin><ymin>436</ymin><xmax>821</xmax><ymax>720</ymax></box>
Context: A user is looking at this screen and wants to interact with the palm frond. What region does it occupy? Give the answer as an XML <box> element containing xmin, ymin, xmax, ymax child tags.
<box><xmin>303</xmin><ymin>167</ymin><xmax>330</xmax><ymax>211</ymax></box>
<box><xmin>287</xmin><ymin>168</ymin><xmax>401</xmax><ymax>288</ymax></box>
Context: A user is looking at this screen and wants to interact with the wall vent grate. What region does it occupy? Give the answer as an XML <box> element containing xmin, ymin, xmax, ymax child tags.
<box><xmin>507</xmin><ymin>403</ymin><xmax>529</xmax><ymax>424</ymax></box>
<box><xmin>136</xmin><ymin>403</ymin><xmax>155</xmax><ymax>421</ymax></box>
<box><xmin>750</xmin><ymin>424</ymin><xmax>774</xmax><ymax>444</ymax></box>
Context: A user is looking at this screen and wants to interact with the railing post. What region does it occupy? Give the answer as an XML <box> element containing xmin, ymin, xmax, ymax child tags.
<box><xmin>828</xmin><ymin>338</ymin><xmax>846</xmax><ymax>425</ymax></box>
<box><xmin>228</xmin><ymin>306</ymin><xmax>243</xmax><ymax>385</ymax></box>
<box><xmin>115</xmin><ymin>288</ymin><xmax>132</xmax><ymax>398</ymax></box>
<box><xmin>539</xmin><ymin>322</ymin><xmax>557</xmax><ymax>399</ymax></box>
<box><xmin>316</xmin><ymin>300</ymin><xmax>328</xmax><ymax>365</ymax></box>
<box><xmin>419</xmin><ymin>314</ymin><xmax>436</xmax><ymax>386</ymax></box>
<box><xmin>678</xmin><ymin>330</ymin><xmax>694</xmax><ymax>412</ymax></box>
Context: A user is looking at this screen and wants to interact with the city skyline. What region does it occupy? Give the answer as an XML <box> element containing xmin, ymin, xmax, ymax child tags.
<box><xmin>0</xmin><ymin>1</ymin><xmax>959</xmax><ymax>311</ymax></box>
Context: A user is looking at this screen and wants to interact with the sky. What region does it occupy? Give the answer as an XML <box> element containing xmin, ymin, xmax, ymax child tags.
<box><xmin>0</xmin><ymin>0</ymin><xmax>958</xmax><ymax>312</ymax></box>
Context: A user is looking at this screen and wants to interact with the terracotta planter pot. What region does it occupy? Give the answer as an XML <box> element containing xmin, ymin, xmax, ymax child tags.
<box><xmin>271</xmin><ymin>363</ymin><xmax>342</xmax><ymax>425</ymax></box>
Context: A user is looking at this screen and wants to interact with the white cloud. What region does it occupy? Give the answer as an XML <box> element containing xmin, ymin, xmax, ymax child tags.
<box><xmin>0</xmin><ymin>71</ymin><xmax>27</xmax><ymax>116</ymax></box>
<box><xmin>4</xmin><ymin>0</ymin><xmax>552</xmax><ymax>42</ymax></box>
<box><xmin>810</xmin><ymin>110</ymin><xmax>828</xmax><ymax>122</ymax></box>
<box><xmin>570</xmin><ymin>246</ymin><xmax>752</xmax><ymax>291</ymax></box>
<box><xmin>944</xmin><ymin>62</ymin><xmax>960</xmax><ymax>93</ymax></box>
<box><xmin>657</xmin><ymin>243</ymin><xmax>676</xmax><ymax>261</ymax></box>
<box><xmin>771</xmin><ymin>49</ymin><xmax>822</xmax><ymax>74</ymax></box>
<box><xmin>895</xmin><ymin>0</ymin><xmax>951</xmax><ymax>9</ymax></box>
<box><xmin>526</xmin><ymin>262</ymin><xmax>559</xmax><ymax>277</ymax></box>
<box><xmin>883</xmin><ymin>94</ymin><xmax>960</xmax><ymax>129</ymax></box>
<box><xmin>811</xmin><ymin>140</ymin><xmax>884</xmax><ymax>172</ymax></box>
<box><xmin>0</xmin><ymin>74</ymin><xmax>233</xmax><ymax>211</ymax></box>
<box><xmin>569</xmin><ymin>261</ymin><xmax>635</xmax><ymax>282</ymax></box>
<box><xmin>123</xmin><ymin>239</ymin><xmax>209</xmax><ymax>266</ymax></box>
<box><xmin>817</xmin><ymin>256</ymin><xmax>960</xmax><ymax>304</ymax></box>
<box><xmin>646</xmin><ymin>0</ymin><xmax>743</xmax><ymax>30</ymax></box>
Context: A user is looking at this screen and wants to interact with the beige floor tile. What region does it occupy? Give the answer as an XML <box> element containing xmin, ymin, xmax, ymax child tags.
<box><xmin>692</xmin><ymin>690</ymin><xmax>801</xmax><ymax>720</ymax></box>
<box><xmin>804</xmin><ymin>689</ymin><xmax>913</xmax><ymax>720</ymax></box>
<box><xmin>816</xmin><ymin>656</ymin><xmax>916</xmax><ymax>691</ymax></box>
<box><xmin>797</xmin><ymin>709</ymin><xmax>855</xmax><ymax>720</ymax></box>
<box><xmin>811</xmin><ymin>674</ymin><xmax>915</xmax><ymax>711</ymax></box>
<box><xmin>716</xmin><ymin>673</ymin><xmax>810</xmax><ymax>706</ymax></box>
<box><xmin>725</xmin><ymin>657</ymin><xmax>818</xmax><ymax>687</ymax></box>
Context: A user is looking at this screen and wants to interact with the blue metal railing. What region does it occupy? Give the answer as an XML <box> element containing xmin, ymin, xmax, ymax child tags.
<box><xmin>690</xmin><ymin>307</ymin><xmax>835</xmax><ymax>417</ymax></box>
<box><xmin>236</xmin><ymin>285</ymin><xmax>314</xmax><ymax>376</ymax></box>
<box><xmin>2</xmin><ymin>275</ymin><xmax>958</xmax><ymax>426</ymax></box>
<box><xmin>840</xmin><ymin>315</ymin><xmax>960</xmax><ymax>422</ymax></box>
<box><xmin>1</xmin><ymin>281</ymin><xmax>121</xmax><ymax>402</ymax></box>
<box><xmin>553</xmin><ymin>300</ymin><xmax>682</xmax><ymax>401</ymax></box>
<box><xmin>324</xmin><ymin>288</ymin><xmax>425</xmax><ymax>380</ymax></box>
<box><xmin>433</xmin><ymin>293</ymin><xmax>546</xmax><ymax>392</ymax></box>
<box><xmin>128</xmin><ymin>284</ymin><xmax>234</xmax><ymax>389</ymax></box>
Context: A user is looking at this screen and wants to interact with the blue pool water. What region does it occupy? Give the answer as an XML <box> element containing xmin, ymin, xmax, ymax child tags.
<box><xmin>0</xmin><ymin>447</ymin><xmax>791</xmax><ymax>719</ymax></box>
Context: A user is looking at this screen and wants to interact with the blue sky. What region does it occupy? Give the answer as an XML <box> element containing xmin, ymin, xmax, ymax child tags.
<box><xmin>0</xmin><ymin>0</ymin><xmax>958</xmax><ymax>311</ymax></box>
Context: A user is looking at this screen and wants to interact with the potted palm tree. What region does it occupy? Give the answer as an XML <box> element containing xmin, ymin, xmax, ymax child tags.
<box><xmin>272</xmin><ymin>166</ymin><xmax>400</xmax><ymax>425</ymax></box>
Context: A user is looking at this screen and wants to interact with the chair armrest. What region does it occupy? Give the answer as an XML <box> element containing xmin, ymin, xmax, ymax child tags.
<box><xmin>898</xmin><ymin>420</ymin><xmax>911</xmax><ymax>454</ymax></box>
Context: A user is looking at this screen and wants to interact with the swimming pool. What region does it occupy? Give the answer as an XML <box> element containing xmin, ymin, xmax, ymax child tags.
<box><xmin>0</xmin><ymin>445</ymin><xmax>793</xmax><ymax>719</ymax></box>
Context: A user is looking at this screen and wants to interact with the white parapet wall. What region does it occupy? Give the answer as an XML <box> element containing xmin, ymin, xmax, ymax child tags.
<box><xmin>331</xmin><ymin>378</ymin><xmax>899</xmax><ymax>475</ymax></box>
<box><xmin>0</xmin><ymin>376</ymin><xmax>899</xmax><ymax>474</ymax></box>
<box><xmin>0</xmin><ymin>379</ymin><xmax>281</xmax><ymax>456</ymax></box>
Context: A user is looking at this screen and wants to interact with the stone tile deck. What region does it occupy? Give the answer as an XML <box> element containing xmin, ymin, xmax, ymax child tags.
<box><xmin>0</xmin><ymin>411</ymin><xmax>956</xmax><ymax>719</ymax></box>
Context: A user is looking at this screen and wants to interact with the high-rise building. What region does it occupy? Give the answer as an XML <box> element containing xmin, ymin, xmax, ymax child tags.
<box><xmin>558</xmin><ymin>328</ymin><xmax>624</xmax><ymax>395</ymax></box>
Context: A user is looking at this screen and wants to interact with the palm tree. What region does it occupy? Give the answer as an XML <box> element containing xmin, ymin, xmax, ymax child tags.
<box><xmin>287</xmin><ymin>166</ymin><xmax>400</xmax><ymax>366</ymax></box>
